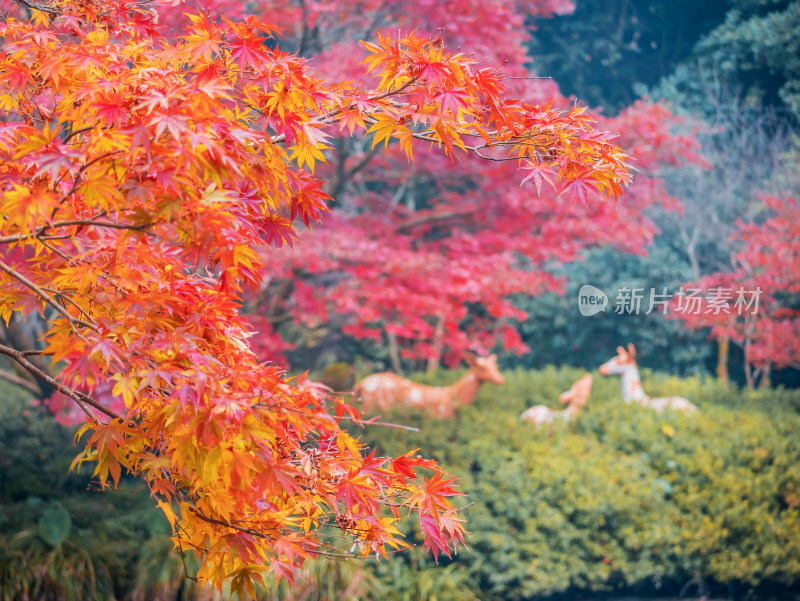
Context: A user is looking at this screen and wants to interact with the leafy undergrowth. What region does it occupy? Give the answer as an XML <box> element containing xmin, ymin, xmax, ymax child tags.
<box><xmin>1</xmin><ymin>370</ymin><xmax>800</xmax><ymax>600</ymax></box>
<box><xmin>356</xmin><ymin>366</ymin><xmax>800</xmax><ymax>600</ymax></box>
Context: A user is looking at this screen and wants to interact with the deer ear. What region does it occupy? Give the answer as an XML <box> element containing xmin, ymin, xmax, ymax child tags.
<box><xmin>488</xmin><ymin>353</ymin><xmax>497</xmax><ymax>362</ymax></box>
<box><xmin>461</xmin><ymin>351</ymin><xmax>478</xmax><ymax>366</ymax></box>
<box><xmin>627</xmin><ymin>343</ymin><xmax>636</xmax><ymax>359</ymax></box>
<box><xmin>616</xmin><ymin>346</ymin><xmax>626</xmax><ymax>356</ymax></box>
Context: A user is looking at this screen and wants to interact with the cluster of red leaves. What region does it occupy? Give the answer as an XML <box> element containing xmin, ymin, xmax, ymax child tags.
<box><xmin>672</xmin><ymin>196</ymin><xmax>800</xmax><ymax>370</ymax></box>
<box><xmin>154</xmin><ymin>0</ymin><xmax>692</xmax><ymax>367</ymax></box>
<box><xmin>254</xmin><ymin>73</ymin><xmax>703</xmax><ymax>364</ymax></box>
<box><xmin>156</xmin><ymin>0</ymin><xmax>575</xmax><ymax>69</ymax></box>
<box><xmin>0</xmin><ymin>0</ymin><xmax>633</xmax><ymax>592</ymax></box>
<box><xmin>136</xmin><ymin>0</ymin><xmax>702</xmax><ymax>370</ymax></box>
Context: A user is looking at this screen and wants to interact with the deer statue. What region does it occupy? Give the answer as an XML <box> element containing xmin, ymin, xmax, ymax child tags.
<box><xmin>521</xmin><ymin>374</ymin><xmax>593</xmax><ymax>426</ymax></box>
<box><xmin>598</xmin><ymin>344</ymin><xmax>698</xmax><ymax>412</ymax></box>
<box><xmin>352</xmin><ymin>352</ymin><xmax>505</xmax><ymax>419</ymax></box>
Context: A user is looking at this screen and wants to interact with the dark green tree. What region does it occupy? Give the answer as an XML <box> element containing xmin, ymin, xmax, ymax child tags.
<box><xmin>528</xmin><ymin>0</ymin><xmax>730</xmax><ymax>114</ymax></box>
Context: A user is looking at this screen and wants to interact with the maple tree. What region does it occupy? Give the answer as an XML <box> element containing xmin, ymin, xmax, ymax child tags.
<box><xmin>671</xmin><ymin>196</ymin><xmax>800</xmax><ymax>388</ymax></box>
<box><xmin>0</xmin><ymin>0</ymin><xmax>637</xmax><ymax>592</ymax></box>
<box><xmin>206</xmin><ymin>2</ymin><xmax>708</xmax><ymax>371</ymax></box>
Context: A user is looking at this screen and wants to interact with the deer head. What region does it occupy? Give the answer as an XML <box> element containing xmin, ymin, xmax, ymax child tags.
<box><xmin>598</xmin><ymin>343</ymin><xmax>637</xmax><ymax>376</ymax></box>
<box><xmin>559</xmin><ymin>374</ymin><xmax>593</xmax><ymax>410</ymax></box>
<box><xmin>461</xmin><ymin>351</ymin><xmax>505</xmax><ymax>385</ymax></box>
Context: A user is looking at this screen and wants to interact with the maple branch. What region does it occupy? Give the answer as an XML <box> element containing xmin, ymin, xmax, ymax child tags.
<box><xmin>370</xmin><ymin>75</ymin><xmax>420</xmax><ymax>102</ymax></box>
<box><xmin>46</xmin><ymin>219</ymin><xmax>156</xmax><ymax>232</ymax></box>
<box><xmin>266</xmin><ymin>77</ymin><xmax>423</xmax><ymax>146</ymax></box>
<box><xmin>396</xmin><ymin>207</ymin><xmax>475</xmax><ymax>232</ymax></box>
<box><xmin>63</xmin><ymin>125</ymin><xmax>94</xmax><ymax>143</ymax></box>
<box><xmin>0</xmin><ymin>342</ymin><xmax>120</xmax><ymax>421</ymax></box>
<box><xmin>188</xmin><ymin>506</ymin><xmax>277</xmax><ymax>541</ymax></box>
<box><xmin>44</xmin><ymin>287</ymin><xmax>100</xmax><ymax>326</ymax></box>
<box><xmin>178</xmin><ymin>546</ymin><xmax>198</xmax><ymax>582</ymax></box>
<box><xmin>37</xmin><ymin>237</ymin><xmax>72</xmax><ymax>262</ymax></box>
<box><xmin>20</xmin><ymin>349</ymin><xmax>48</xmax><ymax>356</ymax></box>
<box><xmin>472</xmin><ymin>148</ymin><xmax>517</xmax><ymax>162</ymax></box>
<box><xmin>336</xmin><ymin>414</ymin><xmax>421</xmax><ymax>432</ymax></box>
<box><xmin>357</xmin><ymin>115</ymin><xmax>540</xmax><ymax>157</ymax></box>
<box><xmin>0</xmin><ymin>218</ymin><xmax>156</xmax><ymax>245</ymax></box>
<box><xmin>0</xmin><ymin>258</ymin><xmax>97</xmax><ymax>330</ymax></box>
<box><xmin>57</xmin><ymin>151</ymin><xmax>123</xmax><ymax>203</ymax></box>
<box><xmin>14</xmin><ymin>0</ymin><xmax>59</xmax><ymax>15</ymax></box>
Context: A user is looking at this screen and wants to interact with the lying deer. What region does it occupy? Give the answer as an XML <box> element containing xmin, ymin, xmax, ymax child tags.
<box><xmin>353</xmin><ymin>352</ymin><xmax>505</xmax><ymax>419</ymax></box>
<box><xmin>521</xmin><ymin>374</ymin><xmax>593</xmax><ymax>425</ymax></box>
<box><xmin>598</xmin><ymin>344</ymin><xmax>698</xmax><ymax>412</ymax></box>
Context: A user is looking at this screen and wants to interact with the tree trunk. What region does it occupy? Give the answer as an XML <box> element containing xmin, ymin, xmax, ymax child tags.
<box><xmin>385</xmin><ymin>328</ymin><xmax>403</xmax><ymax>376</ymax></box>
<box><xmin>759</xmin><ymin>362</ymin><xmax>771</xmax><ymax>389</ymax></box>
<box><xmin>716</xmin><ymin>335</ymin><xmax>730</xmax><ymax>387</ymax></box>
<box><xmin>426</xmin><ymin>313</ymin><xmax>445</xmax><ymax>377</ymax></box>
<box><xmin>743</xmin><ymin>316</ymin><xmax>755</xmax><ymax>390</ymax></box>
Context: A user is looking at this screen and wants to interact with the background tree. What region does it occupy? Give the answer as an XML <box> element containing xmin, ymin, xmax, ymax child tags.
<box><xmin>509</xmin><ymin>0</ymin><xmax>800</xmax><ymax>384</ymax></box>
<box><xmin>527</xmin><ymin>0</ymin><xmax>731</xmax><ymax>113</ymax></box>
<box><xmin>501</xmin><ymin>244</ymin><xmax>713</xmax><ymax>376</ymax></box>
<box><xmin>671</xmin><ymin>196</ymin><xmax>800</xmax><ymax>389</ymax></box>
<box><xmin>653</xmin><ymin>0</ymin><xmax>800</xmax><ymax>119</ymax></box>
<box><xmin>223</xmin><ymin>2</ymin><xmax>707</xmax><ymax>374</ymax></box>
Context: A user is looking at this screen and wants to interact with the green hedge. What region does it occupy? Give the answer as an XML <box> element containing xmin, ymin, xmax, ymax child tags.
<box><xmin>356</xmin><ymin>367</ymin><xmax>800</xmax><ymax>600</ymax></box>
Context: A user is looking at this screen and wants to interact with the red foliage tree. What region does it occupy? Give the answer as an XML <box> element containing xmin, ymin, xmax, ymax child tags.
<box><xmin>0</xmin><ymin>0</ymin><xmax>635</xmax><ymax>592</ymax></box>
<box><xmin>672</xmin><ymin>196</ymin><xmax>800</xmax><ymax>387</ymax></box>
<box><xmin>231</xmin><ymin>2</ymin><xmax>706</xmax><ymax>370</ymax></box>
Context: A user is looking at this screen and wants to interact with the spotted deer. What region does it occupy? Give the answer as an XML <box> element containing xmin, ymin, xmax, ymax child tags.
<box><xmin>353</xmin><ymin>352</ymin><xmax>505</xmax><ymax>419</ymax></box>
<box><xmin>598</xmin><ymin>344</ymin><xmax>698</xmax><ymax>412</ymax></box>
<box><xmin>521</xmin><ymin>374</ymin><xmax>593</xmax><ymax>425</ymax></box>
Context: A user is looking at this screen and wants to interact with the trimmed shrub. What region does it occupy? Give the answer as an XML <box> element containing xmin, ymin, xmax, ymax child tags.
<box><xmin>354</xmin><ymin>367</ymin><xmax>800</xmax><ymax>599</ymax></box>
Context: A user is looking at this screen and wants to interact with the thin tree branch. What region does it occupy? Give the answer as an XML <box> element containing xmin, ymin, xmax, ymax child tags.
<box><xmin>0</xmin><ymin>368</ymin><xmax>42</xmax><ymax>395</ymax></box>
<box><xmin>14</xmin><ymin>0</ymin><xmax>59</xmax><ymax>15</ymax></box>
<box><xmin>397</xmin><ymin>207</ymin><xmax>475</xmax><ymax>232</ymax></box>
<box><xmin>0</xmin><ymin>258</ymin><xmax>97</xmax><ymax>330</ymax></box>
<box><xmin>0</xmin><ymin>218</ymin><xmax>155</xmax><ymax>245</ymax></box>
<box><xmin>0</xmin><ymin>342</ymin><xmax>119</xmax><ymax>421</ymax></box>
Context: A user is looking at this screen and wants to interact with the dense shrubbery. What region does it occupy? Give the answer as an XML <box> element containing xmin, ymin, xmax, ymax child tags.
<box><xmin>1</xmin><ymin>370</ymin><xmax>799</xmax><ymax>600</ymax></box>
<box><xmin>357</xmin><ymin>367</ymin><xmax>800</xmax><ymax>600</ymax></box>
<box><xmin>0</xmin><ymin>384</ymin><xmax>173</xmax><ymax>601</ymax></box>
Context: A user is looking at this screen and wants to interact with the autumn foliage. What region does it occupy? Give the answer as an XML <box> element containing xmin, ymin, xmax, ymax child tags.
<box><xmin>239</xmin><ymin>3</ymin><xmax>705</xmax><ymax>366</ymax></box>
<box><xmin>0</xmin><ymin>0</ymin><xmax>638</xmax><ymax>591</ymax></box>
<box><xmin>673</xmin><ymin>196</ymin><xmax>800</xmax><ymax>383</ymax></box>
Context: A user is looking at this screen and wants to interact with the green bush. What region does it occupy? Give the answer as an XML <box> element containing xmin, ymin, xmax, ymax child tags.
<box><xmin>354</xmin><ymin>367</ymin><xmax>800</xmax><ymax>600</ymax></box>
<box><xmin>0</xmin><ymin>381</ymin><xmax>79</xmax><ymax>501</ymax></box>
<box><xmin>0</xmin><ymin>381</ymin><xmax>176</xmax><ymax>600</ymax></box>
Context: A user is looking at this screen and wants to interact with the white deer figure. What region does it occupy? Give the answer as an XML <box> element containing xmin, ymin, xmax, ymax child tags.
<box><xmin>353</xmin><ymin>352</ymin><xmax>505</xmax><ymax>419</ymax></box>
<box><xmin>521</xmin><ymin>374</ymin><xmax>593</xmax><ymax>425</ymax></box>
<box><xmin>598</xmin><ymin>344</ymin><xmax>698</xmax><ymax>412</ymax></box>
